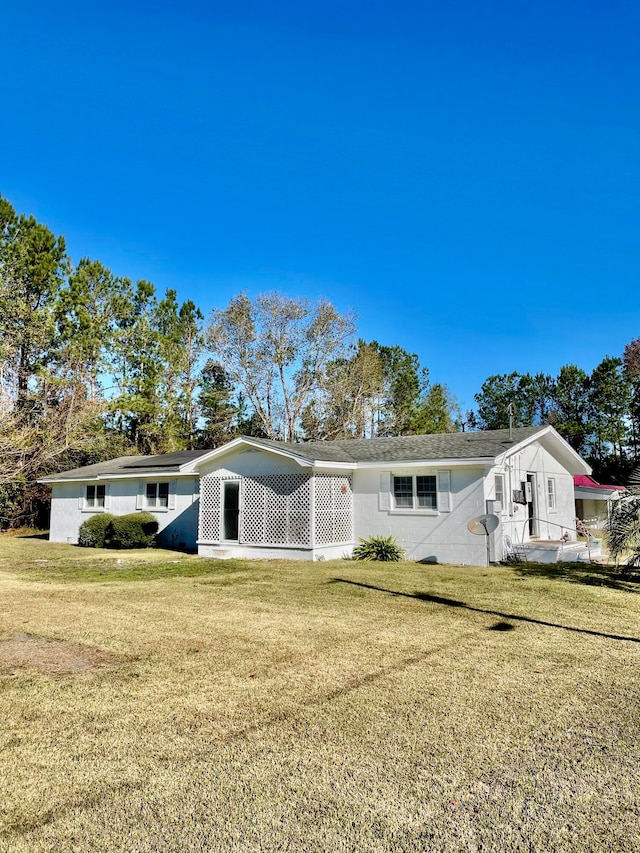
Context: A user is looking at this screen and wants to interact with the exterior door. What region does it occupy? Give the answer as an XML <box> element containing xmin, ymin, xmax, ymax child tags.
<box><xmin>526</xmin><ymin>473</ymin><xmax>537</xmax><ymax>537</ymax></box>
<box><xmin>222</xmin><ymin>480</ymin><xmax>240</xmax><ymax>541</ymax></box>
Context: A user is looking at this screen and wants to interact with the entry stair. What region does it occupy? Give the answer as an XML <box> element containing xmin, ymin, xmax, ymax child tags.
<box><xmin>504</xmin><ymin>519</ymin><xmax>604</xmax><ymax>564</ymax></box>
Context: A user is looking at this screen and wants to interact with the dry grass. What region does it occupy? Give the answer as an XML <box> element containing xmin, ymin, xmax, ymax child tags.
<box><xmin>1</xmin><ymin>535</ymin><xmax>639</xmax><ymax>852</ymax></box>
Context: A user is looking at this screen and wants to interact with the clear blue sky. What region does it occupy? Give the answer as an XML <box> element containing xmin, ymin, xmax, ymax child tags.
<box><xmin>2</xmin><ymin>0</ymin><xmax>639</xmax><ymax>412</ymax></box>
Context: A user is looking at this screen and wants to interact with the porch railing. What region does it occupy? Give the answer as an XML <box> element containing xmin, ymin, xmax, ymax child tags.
<box><xmin>518</xmin><ymin>517</ymin><xmax>595</xmax><ymax>561</ymax></box>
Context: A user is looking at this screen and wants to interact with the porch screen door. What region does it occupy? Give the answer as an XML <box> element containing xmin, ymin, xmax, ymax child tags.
<box><xmin>223</xmin><ymin>481</ymin><xmax>240</xmax><ymax>541</ymax></box>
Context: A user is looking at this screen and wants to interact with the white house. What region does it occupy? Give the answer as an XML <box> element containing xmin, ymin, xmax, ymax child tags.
<box><xmin>40</xmin><ymin>426</ymin><xmax>591</xmax><ymax>565</ymax></box>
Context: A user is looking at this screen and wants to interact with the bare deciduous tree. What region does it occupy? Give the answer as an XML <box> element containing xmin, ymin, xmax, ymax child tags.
<box><xmin>206</xmin><ymin>292</ymin><xmax>356</xmax><ymax>441</ymax></box>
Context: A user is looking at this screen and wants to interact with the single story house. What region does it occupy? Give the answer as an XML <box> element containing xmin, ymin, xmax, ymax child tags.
<box><xmin>574</xmin><ymin>474</ymin><xmax>625</xmax><ymax>529</ymax></box>
<box><xmin>40</xmin><ymin>425</ymin><xmax>591</xmax><ymax>565</ymax></box>
<box><xmin>39</xmin><ymin>451</ymin><xmax>205</xmax><ymax>550</ymax></box>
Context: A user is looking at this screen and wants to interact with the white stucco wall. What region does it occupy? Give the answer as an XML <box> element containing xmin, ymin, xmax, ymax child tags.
<box><xmin>49</xmin><ymin>476</ymin><xmax>200</xmax><ymax>549</ymax></box>
<box><xmin>352</xmin><ymin>465</ymin><xmax>488</xmax><ymax>565</ymax></box>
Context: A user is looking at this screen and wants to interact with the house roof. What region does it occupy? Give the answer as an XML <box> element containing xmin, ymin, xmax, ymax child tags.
<box><xmin>191</xmin><ymin>425</ymin><xmax>590</xmax><ymax>475</ymax></box>
<box><xmin>574</xmin><ymin>474</ymin><xmax>623</xmax><ymax>492</ymax></box>
<box><xmin>39</xmin><ymin>425</ymin><xmax>591</xmax><ymax>483</ymax></box>
<box><xmin>39</xmin><ymin>450</ymin><xmax>208</xmax><ymax>482</ymax></box>
<box><xmin>237</xmin><ymin>427</ymin><xmax>546</xmax><ymax>464</ymax></box>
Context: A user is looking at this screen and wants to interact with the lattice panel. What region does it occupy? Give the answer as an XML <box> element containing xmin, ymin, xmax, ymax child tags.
<box><xmin>199</xmin><ymin>475</ymin><xmax>221</xmax><ymax>541</ymax></box>
<box><xmin>314</xmin><ymin>474</ymin><xmax>353</xmax><ymax>544</ymax></box>
<box><xmin>198</xmin><ymin>474</ymin><xmax>238</xmax><ymax>541</ymax></box>
<box><xmin>241</xmin><ymin>474</ymin><xmax>312</xmax><ymax>546</ymax></box>
<box><xmin>199</xmin><ymin>472</ymin><xmax>351</xmax><ymax>547</ymax></box>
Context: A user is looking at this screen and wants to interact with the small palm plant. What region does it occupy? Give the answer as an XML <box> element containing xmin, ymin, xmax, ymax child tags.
<box><xmin>352</xmin><ymin>535</ymin><xmax>405</xmax><ymax>562</ymax></box>
<box><xmin>605</xmin><ymin>468</ymin><xmax>640</xmax><ymax>576</ymax></box>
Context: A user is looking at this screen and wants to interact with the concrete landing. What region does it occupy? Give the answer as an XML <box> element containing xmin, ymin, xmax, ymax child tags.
<box><xmin>524</xmin><ymin>538</ymin><xmax>603</xmax><ymax>563</ymax></box>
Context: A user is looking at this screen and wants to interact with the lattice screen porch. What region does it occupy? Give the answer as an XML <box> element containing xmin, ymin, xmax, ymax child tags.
<box><xmin>199</xmin><ymin>472</ymin><xmax>353</xmax><ymax>548</ymax></box>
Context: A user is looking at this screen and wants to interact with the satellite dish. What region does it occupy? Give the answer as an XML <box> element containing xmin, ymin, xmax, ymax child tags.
<box><xmin>467</xmin><ymin>513</ymin><xmax>500</xmax><ymax>567</ymax></box>
<box><xmin>467</xmin><ymin>514</ymin><xmax>500</xmax><ymax>535</ymax></box>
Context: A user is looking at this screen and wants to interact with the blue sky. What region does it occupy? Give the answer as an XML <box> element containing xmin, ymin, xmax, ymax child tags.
<box><xmin>2</xmin><ymin>0</ymin><xmax>639</xmax><ymax>412</ymax></box>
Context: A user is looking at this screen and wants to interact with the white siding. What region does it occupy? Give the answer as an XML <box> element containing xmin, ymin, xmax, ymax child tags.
<box><xmin>49</xmin><ymin>477</ymin><xmax>200</xmax><ymax>549</ymax></box>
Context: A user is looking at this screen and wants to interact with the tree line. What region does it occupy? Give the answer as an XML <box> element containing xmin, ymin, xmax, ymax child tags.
<box><xmin>0</xmin><ymin>195</ymin><xmax>454</xmax><ymax>525</ymax></box>
<box><xmin>1</xmin><ymin>192</ymin><xmax>638</xmax><ymax>526</ymax></box>
<box><xmin>471</xmin><ymin>353</ymin><xmax>640</xmax><ymax>483</ymax></box>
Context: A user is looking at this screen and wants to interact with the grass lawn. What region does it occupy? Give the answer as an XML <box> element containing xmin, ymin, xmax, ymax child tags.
<box><xmin>1</xmin><ymin>535</ymin><xmax>639</xmax><ymax>852</ymax></box>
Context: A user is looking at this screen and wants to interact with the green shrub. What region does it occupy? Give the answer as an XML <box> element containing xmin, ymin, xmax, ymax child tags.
<box><xmin>78</xmin><ymin>513</ymin><xmax>116</xmax><ymax>548</ymax></box>
<box><xmin>105</xmin><ymin>512</ymin><xmax>159</xmax><ymax>549</ymax></box>
<box><xmin>352</xmin><ymin>535</ymin><xmax>405</xmax><ymax>562</ymax></box>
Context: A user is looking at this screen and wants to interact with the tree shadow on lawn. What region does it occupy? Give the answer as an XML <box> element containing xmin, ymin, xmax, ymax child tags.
<box><xmin>511</xmin><ymin>561</ymin><xmax>640</xmax><ymax>594</ymax></box>
<box><xmin>329</xmin><ymin>579</ymin><xmax>640</xmax><ymax>645</ymax></box>
<box><xmin>14</xmin><ymin>532</ymin><xmax>49</xmax><ymax>540</ymax></box>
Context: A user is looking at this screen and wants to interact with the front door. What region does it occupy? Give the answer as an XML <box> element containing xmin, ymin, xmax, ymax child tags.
<box><xmin>222</xmin><ymin>480</ymin><xmax>240</xmax><ymax>541</ymax></box>
<box><xmin>526</xmin><ymin>473</ymin><xmax>537</xmax><ymax>537</ymax></box>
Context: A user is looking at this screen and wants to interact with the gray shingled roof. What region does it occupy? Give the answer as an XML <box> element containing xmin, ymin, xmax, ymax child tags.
<box><xmin>41</xmin><ymin>450</ymin><xmax>208</xmax><ymax>481</ymax></box>
<box><xmin>41</xmin><ymin>427</ymin><xmax>547</xmax><ymax>481</ymax></box>
<box><xmin>241</xmin><ymin>427</ymin><xmax>546</xmax><ymax>463</ymax></box>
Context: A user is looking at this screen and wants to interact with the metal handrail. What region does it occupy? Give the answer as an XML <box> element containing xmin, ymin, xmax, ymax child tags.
<box><xmin>519</xmin><ymin>517</ymin><xmax>592</xmax><ymax>561</ymax></box>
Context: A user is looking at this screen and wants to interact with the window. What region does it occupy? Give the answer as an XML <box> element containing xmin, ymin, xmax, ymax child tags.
<box><xmin>393</xmin><ymin>475</ymin><xmax>437</xmax><ymax>510</ymax></box>
<box><xmin>416</xmin><ymin>476</ymin><xmax>437</xmax><ymax>509</ymax></box>
<box><xmin>495</xmin><ymin>474</ymin><xmax>505</xmax><ymax>510</ymax></box>
<box><xmin>86</xmin><ymin>484</ymin><xmax>105</xmax><ymax>508</ymax></box>
<box><xmin>393</xmin><ymin>476</ymin><xmax>413</xmax><ymax>507</ymax></box>
<box><xmin>146</xmin><ymin>482</ymin><xmax>169</xmax><ymax>508</ymax></box>
<box><xmin>547</xmin><ymin>478</ymin><xmax>556</xmax><ymax>511</ymax></box>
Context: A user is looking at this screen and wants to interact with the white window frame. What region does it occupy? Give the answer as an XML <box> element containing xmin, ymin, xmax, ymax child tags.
<box><xmin>494</xmin><ymin>473</ymin><xmax>505</xmax><ymax>513</ymax></box>
<box><xmin>84</xmin><ymin>484</ymin><xmax>106</xmax><ymax>511</ymax></box>
<box><xmin>392</xmin><ymin>474</ymin><xmax>438</xmax><ymax>513</ymax></box>
<box><xmin>547</xmin><ymin>477</ymin><xmax>556</xmax><ymax>512</ymax></box>
<box><xmin>145</xmin><ymin>481</ymin><xmax>170</xmax><ymax>510</ymax></box>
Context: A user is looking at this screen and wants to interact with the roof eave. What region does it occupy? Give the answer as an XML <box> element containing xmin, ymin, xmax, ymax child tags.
<box><xmin>575</xmin><ymin>486</ymin><xmax>623</xmax><ymax>500</ymax></box>
<box><xmin>312</xmin><ymin>460</ymin><xmax>357</xmax><ymax>470</ymax></box>
<box><xmin>496</xmin><ymin>425</ymin><xmax>591</xmax><ymax>475</ymax></box>
<box><xmin>352</xmin><ymin>456</ymin><xmax>494</xmax><ymax>469</ymax></box>
<box><xmin>38</xmin><ymin>470</ymin><xmax>197</xmax><ymax>484</ymax></box>
<box><xmin>494</xmin><ymin>425</ymin><xmax>551</xmax><ymax>464</ymax></box>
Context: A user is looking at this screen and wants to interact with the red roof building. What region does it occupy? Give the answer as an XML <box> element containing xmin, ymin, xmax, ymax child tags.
<box><xmin>573</xmin><ymin>475</ymin><xmax>623</xmax><ymax>492</ymax></box>
<box><xmin>574</xmin><ymin>475</ymin><xmax>625</xmax><ymax>526</ymax></box>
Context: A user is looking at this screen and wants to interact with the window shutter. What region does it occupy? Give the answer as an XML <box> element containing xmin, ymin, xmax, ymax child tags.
<box><xmin>104</xmin><ymin>484</ymin><xmax>111</xmax><ymax>511</ymax></box>
<box><xmin>78</xmin><ymin>489</ymin><xmax>84</xmax><ymax>510</ymax></box>
<box><xmin>168</xmin><ymin>479</ymin><xmax>177</xmax><ymax>510</ymax></box>
<box><xmin>379</xmin><ymin>472</ymin><xmax>391</xmax><ymax>511</ymax></box>
<box><xmin>437</xmin><ymin>470</ymin><xmax>451</xmax><ymax>512</ymax></box>
<box><xmin>136</xmin><ymin>482</ymin><xmax>144</xmax><ymax>510</ymax></box>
